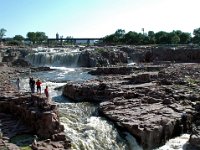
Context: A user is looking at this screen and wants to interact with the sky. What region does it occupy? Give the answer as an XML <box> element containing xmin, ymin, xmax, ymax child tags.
<box><xmin>1</xmin><ymin>0</ymin><xmax>200</xmax><ymax>38</ymax></box>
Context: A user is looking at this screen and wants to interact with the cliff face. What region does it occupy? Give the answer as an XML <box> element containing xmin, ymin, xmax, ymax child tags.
<box><xmin>149</xmin><ymin>47</ymin><xmax>200</xmax><ymax>63</ymax></box>
<box><xmin>2</xmin><ymin>95</ymin><xmax>63</xmax><ymax>138</ymax></box>
<box><xmin>0</xmin><ymin>93</ymin><xmax>71</xmax><ymax>149</ymax></box>
<box><xmin>77</xmin><ymin>48</ymin><xmax>128</xmax><ymax>67</ymax></box>
<box><xmin>0</xmin><ymin>65</ymin><xmax>71</xmax><ymax>149</ymax></box>
<box><xmin>77</xmin><ymin>46</ymin><xmax>200</xmax><ymax>68</ymax></box>
<box><xmin>119</xmin><ymin>46</ymin><xmax>200</xmax><ymax>63</ymax></box>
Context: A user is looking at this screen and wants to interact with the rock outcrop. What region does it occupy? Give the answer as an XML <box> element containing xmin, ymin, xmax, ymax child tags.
<box><xmin>62</xmin><ymin>63</ymin><xmax>200</xmax><ymax>149</ymax></box>
<box><xmin>120</xmin><ymin>45</ymin><xmax>200</xmax><ymax>63</ymax></box>
<box><xmin>77</xmin><ymin>48</ymin><xmax>128</xmax><ymax>67</ymax></box>
<box><xmin>100</xmin><ymin>97</ymin><xmax>193</xmax><ymax>150</ymax></box>
<box><xmin>189</xmin><ymin>102</ymin><xmax>200</xmax><ymax>148</ymax></box>
<box><xmin>12</xmin><ymin>58</ymin><xmax>31</xmax><ymax>67</ymax></box>
<box><xmin>0</xmin><ymin>64</ymin><xmax>71</xmax><ymax>149</ymax></box>
<box><xmin>0</xmin><ymin>93</ymin><xmax>71</xmax><ymax>149</ymax></box>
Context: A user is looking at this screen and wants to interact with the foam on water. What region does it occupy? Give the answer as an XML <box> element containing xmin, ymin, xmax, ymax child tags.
<box><xmin>17</xmin><ymin>68</ymin><xmax>138</xmax><ymax>149</ymax></box>
<box><xmin>50</xmin><ymin>66</ymin><xmax>75</xmax><ymax>71</ymax></box>
<box><xmin>17</xmin><ymin>66</ymin><xmax>195</xmax><ymax>150</ymax></box>
<box><xmin>155</xmin><ymin>134</ymin><xmax>198</xmax><ymax>150</ymax></box>
<box><xmin>26</xmin><ymin>49</ymin><xmax>81</xmax><ymax>67</ymax></box>
<box><xmin>59</xmin><ymin>102</ymin><xmax>130</xmax><ymax>150</ymax></box>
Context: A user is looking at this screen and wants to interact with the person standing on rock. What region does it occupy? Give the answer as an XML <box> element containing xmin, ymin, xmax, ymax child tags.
<box><xmin>36</xmin><ymin>79</ymin><xmax>42</xmax><ymax>94</ymax></box>
<box><xmin>16</xmin><ymin>77</ymin><xmax>20</xmax><ymax>92</ymax></box>
<box><xmin>29</xmin><ymin>77</ymin><xmax>35</xmax><ymax>93</ymax></box>
<box><xmin>44</xmin><ymin>86</ymin><xmax>49</xmax><ymax>98</ymax></box>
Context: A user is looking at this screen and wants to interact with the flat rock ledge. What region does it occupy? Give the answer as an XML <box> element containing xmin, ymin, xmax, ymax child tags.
<box><xmin>0</xmin><ymin>92</ymin><xmax>71</xmax><ymax>150</ymax></box>
<box><xmin>62</xmin><ymin>64</ymin><xmax>200</xmax><ymax>149</ymax></box>
<box><xmin>100</xmin><ymin>97</ymin><xmax>192</xmax><ymax>150</ymax></box>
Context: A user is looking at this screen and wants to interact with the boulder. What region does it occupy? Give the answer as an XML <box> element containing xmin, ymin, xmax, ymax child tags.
<box><xmin>100</xmin><ymin>97</ymin><xmax>193</xmax><ymax>150</ymax></box>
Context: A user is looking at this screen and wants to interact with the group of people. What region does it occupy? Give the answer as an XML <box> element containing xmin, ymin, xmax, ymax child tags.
<box><xmin>29</xmin><ymin>77</ymin><xmax>49</xmax><ymax>98</ymax></box>
<box><xmin>16</xmin><ymin>77</ymin><xmax>49</xmax><ymax>98</ymax></box>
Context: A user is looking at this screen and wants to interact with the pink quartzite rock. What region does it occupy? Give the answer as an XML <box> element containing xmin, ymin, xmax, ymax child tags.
<box><xmin>62</xmin><ymin>64</ymin><xmax>200</xmax><ymax>149</ymax></box>
<box><xmin>100</xmin><ymin>97</ymin><xmax>193</xmax><ymax>149</ymax></box>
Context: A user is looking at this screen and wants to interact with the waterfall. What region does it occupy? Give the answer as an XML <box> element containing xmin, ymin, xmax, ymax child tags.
<box><xmin>26</xmin><ymin>51</ymin><xmax>80</xmax><ymax>67</ymax></box>
<box><xmin>17</xmin><ymin>72</ymin><xmax>139</xmax><ymax>150</ymax></box>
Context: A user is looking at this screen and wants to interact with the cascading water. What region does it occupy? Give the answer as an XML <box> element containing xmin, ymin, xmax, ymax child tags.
<box><xmin>18</xmin><ymin>67</ymin><xmax>141</xmax><ymax>150</ymax></box>
<box><xmin>25</xmin><ymin>48</ymin><xmax>80</xmax><ymax>67</ymax></box>
<box><xmin>21</xmin><ymin>47</ymin><xmax>193</xmax><ymax>150</ymax></box>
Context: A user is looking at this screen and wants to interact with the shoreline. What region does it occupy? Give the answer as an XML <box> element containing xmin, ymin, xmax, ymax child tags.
<box><xmin>0</xmin><ymin>64</ymin><xmax>71</xmax><ymax>149</ymax></box>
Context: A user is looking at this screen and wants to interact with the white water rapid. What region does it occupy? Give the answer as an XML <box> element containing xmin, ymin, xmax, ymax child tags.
<box><xmin>19</xmin><ymin>47</ymin><xmax>194</xmax><ymax>150</ymax></box>
<box><xmin>18</xmin><ymin>67</ymin><xmax>142</xmax><ymax>150</ymax></box>
<box><xmin>25</xmin><ymin>48</ymin><xmax>80</xmax><ymax>67</ymax></box>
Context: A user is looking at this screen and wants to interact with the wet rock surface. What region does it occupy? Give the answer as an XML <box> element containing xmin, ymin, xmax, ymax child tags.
<box><xmin>0</xmin><ymin>65</ymin><xmax>71</xmax><ymax>150</ymax></box>
<box><xmin>77</xmin><ymin>48</ymin><xmax>128</xmax><ymax>67</ymax></box>
<box><xmin>189</xmin><ymin>102</ymin><xmax>200</xmax><ymax>148</ymax></box>
<box><xmin>63</xmin><ymin>63</ymin><xmax>200</xmax><ymax>149</ymax></box>
<box><xmin>30</xmin><ymin>66</ymin><xmax>54</xmax><ymax>72</ymax></box>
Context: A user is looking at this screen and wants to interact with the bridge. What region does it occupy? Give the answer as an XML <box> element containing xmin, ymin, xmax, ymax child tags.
<box><xmin>1</xmin><ymin>37</ymin><xmax>103</xmax><ymax>46</ymax></box>
<box><xmin>47</xmin><ymin>38</ymin><xmax>102</xmax><ymax>46</ymax></box>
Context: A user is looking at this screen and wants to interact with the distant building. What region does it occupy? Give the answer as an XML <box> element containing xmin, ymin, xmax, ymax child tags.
<box><xmin>56</xmin><ymin>33</ymin><xmax>59</xmax><ymax>40</ymax></box>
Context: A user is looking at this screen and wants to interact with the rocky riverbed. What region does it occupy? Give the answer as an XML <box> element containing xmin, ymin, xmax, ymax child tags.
<box><xmin>2</xmin><ymin>45</ymin><xmax>200</xmax><ymax>149</ymax></box>
<box><xmin>63</xmin><ymin>63</ymin><xmax>200</xmax><ymax>150</ymax></box>
<box><xmin>0</xmin><ymin>64</ymin><xmax>71</xmax><ymax>150</ymax></box>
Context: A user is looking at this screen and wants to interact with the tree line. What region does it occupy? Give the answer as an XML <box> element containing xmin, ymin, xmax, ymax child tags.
<box><xmin>1</xmin><ymin>27</ymin><xmax>200</xmax><ymax>46</ymax></box>
<box><xmin>102</xmin><ymin>28</ymin><xmax>200</xmax><ymax>45</ymax></box>
<box><xmin>0</xmin><ymin>28</ymin><xmax>48</xmax><ymax>45</ymax></box>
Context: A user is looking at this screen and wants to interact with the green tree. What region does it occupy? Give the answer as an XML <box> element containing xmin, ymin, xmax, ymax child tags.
<box><xmin>27</xmin><ymin>32</ymin><xmax>48</xmax><ymax>44</ymax></box>
<box><xmin>13</xmin><ymin>35</ymin><xmax>25</xmax><ymax>42</ymax></box>
<box><xmin>27</xmin><ymin>32</ymin><xmax>36</xmax><ymax>44</ymax></box>
<box><xmin>102</xmin><ymin>28</ymin><xmax>193</xmax><ymax>45</ymax></box>
<box><xmin>155</xmin><ymin>31</ymin><xmax>169</xmax><ymax>44</ymax></box>
<box><xmin>102</xmin><ymin>34</ymin><xmax>116</xmax><ymax>45</ymax></box>
<box><xmin>172</xmin><ymin>30</ymin><xmax>191</xmax><ymax>44</ymax></box>
<box><xmin>179</xmin><ymin>32</ymin><xmax>191</xmax><ymax>44</ymax></box>
<box><xmin>192</xmin><ymin>28</ymin><xmax>200</xmax><ymax>44</ymax></box>
<box><xmin>0</xmin><ymin>28</ymin><xmax>7</xmax><ymax>40</ymax></box>
<box><xmin>123</xmin><ymin>31</ymin><xmax>139</xmax><ymax>44</ymax></box>
<box><xmin>112</xmin><ymin>29</ymin><xmax>125</xmax><ymax>44</ymax></box>
<box><xmin>35</xmin><ymin>32</ymin><xmax>48</xmax><ymax>44</ymax></box>
<box><xmin>137</xmin><ymin>33</ymin><xmax>146</xmax><ymax>45</ymax></box>
<box><xmin>148</xmin><ymin>31</ymin><xmax>156</xmax><ymax>44</ymax></box>
<box><xmin>171</xmin><ymin>34</ymin><xmax>180</xmax><ymax>44</ymax></box>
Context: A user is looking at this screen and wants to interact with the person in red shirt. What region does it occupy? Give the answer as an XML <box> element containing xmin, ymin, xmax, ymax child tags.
<box><xmin>44</xmin><ymin>86</ymin><xmax>49</xmax><ymax>98</ymax></box>
<box><xmin>36</xmin><ymin>79</ymin><xmax>42</xmax><ymax>94</ymax></box>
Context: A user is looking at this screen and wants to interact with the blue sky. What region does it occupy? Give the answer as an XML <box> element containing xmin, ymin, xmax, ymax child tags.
<box><xmin>1</xmin><ymin>0</ymin><xmax>200</xmax><ymax>38</ymax></box>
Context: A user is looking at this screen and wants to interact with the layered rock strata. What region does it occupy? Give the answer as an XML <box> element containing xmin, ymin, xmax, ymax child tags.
<box><xmin>63</xmin><ymin>63</ymin><xmax>200</xmax><ymax>149</ymax></box>
<box><xmin>77</xmin><ymin>48</ymin><xmax>128</xmax><ymax>67</ymax></box>
<box><xmin>189</xmin><ymin>103</ymin><xmax>200</xmax><ymax>148</ymax></box>
<box><xmin>0</xmin><ymin>65</ymin><xmax>71</xmax><ymax>149</ymax></box>
<box><xmin>0</xmin><ymin>93</ymin><xmax>71</xmax><ymax>149</ymax></box>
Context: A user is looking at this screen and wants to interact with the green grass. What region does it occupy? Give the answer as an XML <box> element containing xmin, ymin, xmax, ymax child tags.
<box><xmin>20</xmin><ymin>146</ymin><xmax>32</xmax><ymax>150</ymax></box>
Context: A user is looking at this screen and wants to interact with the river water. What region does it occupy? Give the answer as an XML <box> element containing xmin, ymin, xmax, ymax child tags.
<box><xmin>21</xmin><ymin>47</ymin><xmax>193</xmax><ymax>150</ymax></box>
<box><xmin>19</xmin><ymin>67</ymin><xmax>142</xmax><ymax>150</ymax></box>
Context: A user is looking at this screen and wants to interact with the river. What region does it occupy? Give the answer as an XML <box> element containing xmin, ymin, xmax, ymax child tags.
<box><xmin>21</xmin><ymin>47</ymin><xmax>194</xmax><ymax>150</ymax></box>
<box><xmin>19</xmin><ymin>66</ymin><xmax>142</xmax><ymax>150</ymax></box>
